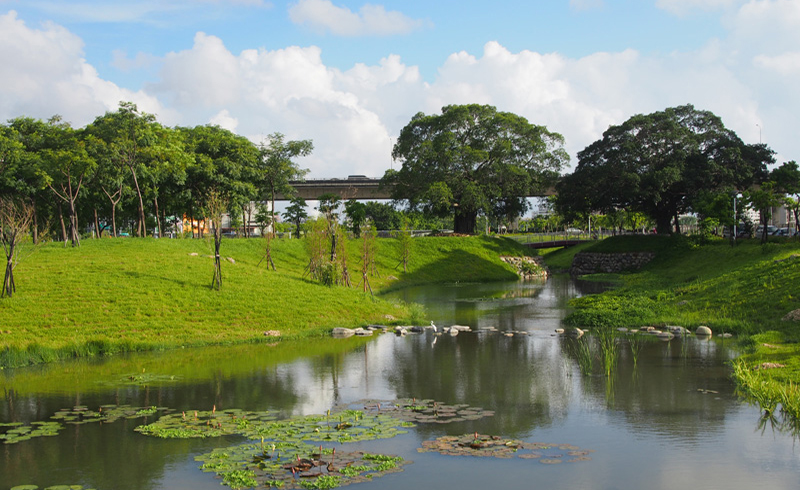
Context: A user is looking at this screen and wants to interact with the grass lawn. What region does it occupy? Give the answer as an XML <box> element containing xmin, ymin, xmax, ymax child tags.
<box><xmin>0</xmin><ymin>234</ymin><xmax>535</xmax><ymax>368</ymax></box>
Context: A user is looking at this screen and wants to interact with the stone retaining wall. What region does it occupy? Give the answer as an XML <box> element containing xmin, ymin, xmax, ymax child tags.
<box><xmin>570</xmin><ymin>252</ymin><xmax>655</xmax><ymax>275</ymax></box>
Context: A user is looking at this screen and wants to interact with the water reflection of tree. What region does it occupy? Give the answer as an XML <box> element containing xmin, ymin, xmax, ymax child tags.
<box><xmin>384</xmin><ymin>333</ymin><xmax>572</xmax><ymax>438</ymax></box>
<box><xmin>566</xmin><ymin>335</ymin><xmax>741</xmax><ymax>444</ymax></box>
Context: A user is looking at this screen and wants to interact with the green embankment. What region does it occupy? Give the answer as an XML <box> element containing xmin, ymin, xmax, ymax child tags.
<box><xmin>558</xmin><ymin>235</ymin><xmax>800</xmax><ymax>336</ymax></box>
<box><xmin>0</xmin><ymin>235</ymin><xmax>533</xmax><ymax>368</ymax></box>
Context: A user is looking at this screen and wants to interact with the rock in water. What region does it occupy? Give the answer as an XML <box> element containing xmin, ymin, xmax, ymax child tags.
<box><xmin>695</xmin><ymin>326</ymin><xmax>712</xmax><ymax>336</ymax></box>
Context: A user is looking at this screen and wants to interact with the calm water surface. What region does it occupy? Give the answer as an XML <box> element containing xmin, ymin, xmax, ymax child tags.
<box><xmin>2</xmin><ymin>276</ymin><xmax>799</xmax><ymax>490</ymax></box>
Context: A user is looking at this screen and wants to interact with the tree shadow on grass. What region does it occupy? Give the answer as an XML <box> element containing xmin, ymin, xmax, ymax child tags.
<box><xmin>398</xmin><ymin>249</ymin><xmax>518</xmax><ymax>287</ymax></box>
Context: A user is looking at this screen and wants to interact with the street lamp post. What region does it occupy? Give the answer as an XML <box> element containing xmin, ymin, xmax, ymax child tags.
<box><xmin>732</xmin><ymin>191</ymin><xmax>742</xmax><ymax>245</ymax></box>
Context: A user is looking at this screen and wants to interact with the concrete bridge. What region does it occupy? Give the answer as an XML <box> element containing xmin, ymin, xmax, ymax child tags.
<box><xmin>279</xmin><ymin>175</ymin><xmax>556</xmax><ymax>201</ymax></box>
<box><xmin>521</xmin><ymin>239</ymin><xmax>587</xmax><ymax>249</ymax></box>
<box><xmin>282</xmin><ymin>176</ymin><xmax>390</xmax><ymax>200</ymax></box>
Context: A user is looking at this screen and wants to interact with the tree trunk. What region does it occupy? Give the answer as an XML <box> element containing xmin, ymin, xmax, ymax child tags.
<box><xmin>270</xmin><ymin>186</ymin><xmax>276</xmax><ymax>238</ymax></box>
<box><xmin>68</xmin><ymin>199</ymin><xmax>80</xmax><ymax>247</ymax></box>
<box><xmin>128</xmin><ymin>165</ymin><xmax>146</xmax><ymax>237</ymax></box>
<box><xmin>111</xmin><ymin>203</ymin><xmax>118</xmax><ymax>238</ymax></box>
<box><xmin>3</xmin><ymin>243</ymin><xmax>15</xmax><ymax>298</ymax></box>
<box><xmin>453</xmin><ymin>209</ymin><xmax>477</xmax><ymax>234</ymax></box>
<box><xmin>655</xmin><ymin>212</ymin><xmax>672</xmax><ymax>235</ymax></box>
<box><xmin>32</xmin><ymin>202</ymin><xmax>38</xmax><ymax>245</ymax></box>
<box><xmin>57</xmin><ymin>202</ymin><xmax>67</xmax><ymax>243</ymax></box>
<box><xmin>94</xmin><ymin>208</ymin><xmax>102</xmax><ymax>238</ymax></box>
<box><xmin>211</xmin><ymin>226</ymin><xmax>222</xmax><ymax>290</ymax></box>
<box><xmin>154</xmin><ymin>195</ymin><xmax>162</xmax><ymax>238</ymax></box>
<box><xmin>189</xmin><ymin>200</ymin><xmax>195</xmax><ymax>239</ymax></box>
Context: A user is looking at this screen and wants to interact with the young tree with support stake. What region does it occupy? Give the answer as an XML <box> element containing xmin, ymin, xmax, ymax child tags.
<box><xmin>206</xmin><ymin>189</ymin><xmax>227</xmax><ymax>290</ymax></box>
<box><xmin>1</xmin><ymin>197</ymin><xmax>34</xmax><ymax>298</ymax></box>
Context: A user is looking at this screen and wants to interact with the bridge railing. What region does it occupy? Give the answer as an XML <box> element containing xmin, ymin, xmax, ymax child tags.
<box><xmin>506</xmin><ymin>231</ymin><xmax>596</xmax><ymax>245</ymax></box>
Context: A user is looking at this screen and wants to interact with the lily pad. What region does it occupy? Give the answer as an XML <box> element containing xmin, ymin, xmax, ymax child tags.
<box><xmin>418</xmin><ymin>433</ymin><xmax>593</xmax><ymax>463</ymax></box>
<box><xmin>349</xmin><ymin>398</ymin><xmax>495</xmax><ymax>425</ymax></box>
<box><xmin>135</xmin><ymin>408</ymin><xmax>408</xmax><ymax>445</ymax></box>
<box><xmin>196</xmin><ymin>441</ymin><xmax>409</xmax><ymax>489</ymax></box>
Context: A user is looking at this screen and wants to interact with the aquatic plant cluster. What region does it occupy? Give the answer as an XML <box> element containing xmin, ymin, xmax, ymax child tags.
<box><xmin>135</xmin><ymin>407</ymin><xmax>411</xmax><ymax>444</ymax></box>
<box><xmin>0</xmin><ymin>404</ymin><xmax>167</xmax><ymax>444</ymax></box>
<box><xmin>196</xmin><ymin>442</ymin><xmax>408</xmax><ymax>490</ymax></box>
<box><xmin>10</xmin><ymin>486</ymin><xmax>95</xmax><ymax>490</ymax></box>
<box><xmin>6</xmin><ymin>397</ymin><xmax>594</xmax><ymax>489</ymax></box>
<box><xmin>356</xmin><ymin>398</ymin><xmax>496</xmax><ymax>424</ymax></box>
<box><xmin>137</xmin><ymin>399</ymin><xmax>494</xmax><ymax>488</ymax></box>
<box><xmin>418</xmin><ymin>434</ymin><xmax>594</xmax><ymax>464</ymax></box>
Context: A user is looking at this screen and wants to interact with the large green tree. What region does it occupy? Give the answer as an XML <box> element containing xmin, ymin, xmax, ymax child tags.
<box><xmin>556</xmin><ymin>104</ymin><xmax>772</xmax><ymax>234</ymax></box>
<box><xmin>85</xmin><ymin>102</ymin><xmax>163</xmax><ymax>237</ymax></box>
<box><xmin>385</xmin><ymin>104</ymin><xmax>568</xmax><ymax>234</ymax></box>
<box><xmin>15</xmin><ymin>116</ymin><xmax>96</xmax><ymax>246</ymax></box>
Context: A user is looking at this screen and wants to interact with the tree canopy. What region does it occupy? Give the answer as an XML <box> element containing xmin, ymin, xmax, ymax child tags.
<box><xmin>384</xmin><ymin>104</ymin><xmax>568</xmax><ymax>234</ymax></box>
<box><xmin>555</xmin><ymin>104</ymin><xmax>773</xmax><ymax>234</ymax></box>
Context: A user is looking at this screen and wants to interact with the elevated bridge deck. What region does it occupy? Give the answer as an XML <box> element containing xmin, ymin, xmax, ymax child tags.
<box><xmin>280</xmin><ymin>176</ymin><xmax>555</xmax><ymax>200</ymax></box>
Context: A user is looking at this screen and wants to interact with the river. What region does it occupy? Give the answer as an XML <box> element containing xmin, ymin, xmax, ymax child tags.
<box><xmin>1</xmin><ymin>275</ymin><xmax>798</xmax><ymax>489</ymax></box>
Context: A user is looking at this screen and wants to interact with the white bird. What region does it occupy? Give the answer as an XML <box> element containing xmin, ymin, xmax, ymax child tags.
<box><xmin>430</xmin><ymin>321</ymin><xmax>437</xmax><ymax>332</ymax></box>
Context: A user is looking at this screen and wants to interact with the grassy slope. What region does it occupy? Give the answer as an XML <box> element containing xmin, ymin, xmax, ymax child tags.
<box><xmin>563</xmin><ymin>235</ymin><xmax>800</xmax><ymax>335</ymax></box>
<box><xmin>0</xmin><ymin>235</ymin><xmax>532</xmax><ymax>368</ymax></box>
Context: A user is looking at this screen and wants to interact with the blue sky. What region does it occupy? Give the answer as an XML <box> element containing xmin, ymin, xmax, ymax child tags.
<box><xmin>0</xmin><ymin>0</ymin><xmax>797</xmax><ymax>179</ymax></box>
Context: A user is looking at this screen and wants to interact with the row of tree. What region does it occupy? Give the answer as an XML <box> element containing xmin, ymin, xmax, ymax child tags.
<box><xmin>381</xmin><ymin>103</ymin><xmax>797</xmax><ymax>240</ymax></box>
<box><xmin>0</xmin><ymin>102</ymin><xmax>312</xmax><ymax>246</ymax></box>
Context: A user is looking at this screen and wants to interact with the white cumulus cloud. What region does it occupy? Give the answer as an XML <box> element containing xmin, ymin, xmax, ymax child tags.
<box><xmin>288</xmin><ymin>0</ymin><xmax>427</xmax><ymax>36</ymax></box>
<box><xmin>1</xmin><ymin>0</ymin><xmax>798</xmax><ymax>180</ymax></box>
<box><xmin>0</xmin><ymin>10</ymin><xmax>166</xmax><ymax>126</ymax></box>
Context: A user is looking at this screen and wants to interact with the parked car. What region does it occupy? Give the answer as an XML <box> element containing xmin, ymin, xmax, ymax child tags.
<box><xmin>755</xmin><ymin>225</ymin><xmax>778</xmax><ymax>236</ymax></box>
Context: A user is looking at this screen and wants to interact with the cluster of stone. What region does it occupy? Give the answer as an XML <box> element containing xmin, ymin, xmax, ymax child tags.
<box><xmin>570</xmin><ymin>252</ymin><xmax>655</xmax><ymax>275</ymax></box>
<box><xmin>331</xmin><ymin>325</ymin><xmax>388</xmax><ymax>338</ymax></box>
<box><xmin>500</xmin><ymin>256</ymin><xmax>549</xmax><ymax>279</ymax></box>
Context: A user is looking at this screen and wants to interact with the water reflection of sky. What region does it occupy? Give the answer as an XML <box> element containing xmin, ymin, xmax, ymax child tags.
<box><xmin>2</xmin><ymin>277</ymin><xmax>799</xmax><ymax>490</ymax></box>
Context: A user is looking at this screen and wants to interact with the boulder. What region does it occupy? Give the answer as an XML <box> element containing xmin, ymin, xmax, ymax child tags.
<box><xmin>656</xmin><ymin>332</ymin><xmax>674</xmax><ymax>341</ymax></box>
<box><xmin>695</xmin><ymin>326</ymin><xmax>713</xmax><ymax>336</ymax></box>
<box><xmin>332</xmin><ymin>328</ymin><xmax>355</xmax><ymax>338</ymax></box>
<box><xmin>354</xmin><ymin>328</ymin><xmax>373</xmax><ymax>336</ymax></box>
<box><xmin>782</xmin><ymin>309</ymin><xmax>800</xmax><ymax>322</ymax></box>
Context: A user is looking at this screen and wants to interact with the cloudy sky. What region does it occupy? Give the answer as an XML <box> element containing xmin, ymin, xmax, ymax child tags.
<box><xmin>0</xmin><ymin>0</ymin><xmax>797</xmax><ymax>179</ymax></box>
